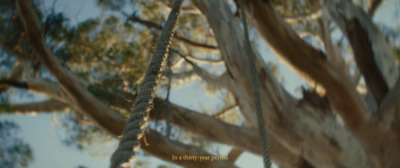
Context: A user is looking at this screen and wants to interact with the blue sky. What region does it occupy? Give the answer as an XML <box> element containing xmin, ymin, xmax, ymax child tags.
<box><xmin>2</xmin><ymin>0</ymin><xmax>399</xmax><ymax>168</ymax></box>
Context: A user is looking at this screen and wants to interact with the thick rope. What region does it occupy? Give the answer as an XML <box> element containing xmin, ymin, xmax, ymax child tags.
<box><xmin>110</xmin><ymin>0</ymin><xmax>183</xmax><ymax>167</ymax></box>
<box><xmin>239</xmin><ymin>0</ymin><xmax>272</xmax><ymax>167</ymax></box>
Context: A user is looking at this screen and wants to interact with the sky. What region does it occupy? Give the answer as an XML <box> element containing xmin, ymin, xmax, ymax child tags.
<box><xmin>1</xmin><ymin>0</ymin><xmax>399</xmax><ymax>168</ymax></box>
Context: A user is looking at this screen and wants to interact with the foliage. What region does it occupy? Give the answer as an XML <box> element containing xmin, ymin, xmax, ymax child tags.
<box><xmin>0</xmin><ymin>120</ymin><xmax>33</xmax><ymax>168</ymax></box>
<box><xmin>1</xmin><ymin>0</ymin><xmax>400</xmax><ymax>167</ymax></box>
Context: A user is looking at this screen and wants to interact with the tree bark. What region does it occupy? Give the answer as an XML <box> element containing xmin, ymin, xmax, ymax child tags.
<box><xmin>16</xmin><ymin>0</ymin><xmax>126</xmax><ymax>136</ymax></box>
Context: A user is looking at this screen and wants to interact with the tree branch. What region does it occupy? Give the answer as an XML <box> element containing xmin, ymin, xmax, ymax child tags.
<box><xmin>141</xmin><ymin>129</ymin><xmax>237</xmax><ymax>168</ymax></box>
<box><xmin>283</xmin><ymin>6</ymin><xmax>322</xmax><ymax>23</ymax></box>
<box><xmin>241</xmin><ymin>0</ymin><xmax>367</xmax><ymax>134</ymax></box>
<box><xmin>16</xmin><ymin>0</ymin><xmax>126</xmax><ymax>136</ymax></box>
<box><xmin>0</xmin><ymin>79</ymin><xmax>28</xmax><ymax>90</ymax></box>
<box><xmin>193</xmin><ymin>1</ymin><xmax>374</xmax><ymax>167</ymax></box>
<box><xmin>324</xmin><ymin>0</ymin><xmax>398</xmax><ymax>105</ymax></box>
<box><xmin>3</xmin><ymin>87</ymin><xmax>313</xmax><ymax>168</ymax></box>
<box><xmin>151</xmin><ymin>98</ymin><xmax>313</xmax><ymax>168</ymax></box>
<box><xmin>171</xmin><ymin>49</ymin><xmax>223</xmax><ymax>63</ymax></box>
<box><xmin>0</xmin><ymin>99</ymin><xmax>69</xmax><ymax>115</ymax></box>
<box><xmin>380</xmin><ymin>77</ymin><xmax>400</xmax><ymax>115</ymax></box>
<box><xmin>227</xmin><ymin>148</ymin><xmax>243</xmax><ymax>163</ymax></box>
<box><xmin>156</xmin><ymin>1</ymin><xmax>201</xmax><ymax>14</ymax></box>
<box><xmin>151</xmin><ymin>98</ymin><xmax>261</xmax><ymax>154</ymax></box>
<box><xmin>317</xmin><ymin>18</ymin><xmax>348</xmax><ymax>78</ymax></box>
<box><xmin>368</xmin><ymin>0</ymin><xmax>384</xmax><ymax>17</ymax></box>
<box><xmin>213</xmin><ymin>104</ymin><xmax>238</xmax><ymax>118</ymax></box>
<box><xmin>173</xmin><ymin>50</ymin><xmax>227</xmax><ymax>88</ymax></box>
<box><xmin>0</xmin><ymin>64</ymin><xmax>24</xmax><ymax>94</ymax></box>
<box><xmin>0</xmin><ymin>78</ymin><xmax>71</xmax><ymax>103</ymax></box>
<box><xmin>125</xmin><ymin>14</ymin><xmax>218</xmax><ymax>50</ymax></box>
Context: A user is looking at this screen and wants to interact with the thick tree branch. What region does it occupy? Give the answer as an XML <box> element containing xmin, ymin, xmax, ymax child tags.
<box><xmin>0</xmin><ymin>77</ymin><xmax>135</xmax><ymax>116</ymax></box>
<box><xmin>16</xmin><ymin>0</ymin><xmax>126</xmax><ymax>136</ymax></box>
<box><xmin>1</xmin><ymin>78</ymin><xmax>238</xmax><ymax>167</ymax></box>
<box><xmin>0</xmin><ymin>79</ymin><xmax>28</xmax><ymax>90</ymax></box>
<box><xmin>0</xmin><ymin>99</ymin><xmax>69</xmax><ymax>115</ymax></box>
<box><xmin>2</xmin><ymin>80</ymin><xmax>313</xmax><ymax>168</ymax></box>
<box><xmin>141</xmin><ymin>129</ymin><xmax>237</xmax><ymax>168</ymax></box>
<box><xmin>151</xmin><ymin>98</ymin><xmax>312</xmax><ymax>168</ymax></box>
<box><xmin>241</xmin><ymin>0</ymin><xmax>367</xmax><ymax>134</ymax></box>
<box><xmin>0</xmin><ymin>78</ymin><xmax>70</xmax><ymax>103</ymax></box>
<box><xmin>125</xmin><ymin>14</ymin><xmax>218</xmax><ymax>50</ymax></box>
<box><xmin>151</xmin><ymin>98</ymin><xmax>260</xmax><ymax>154</ymax></box>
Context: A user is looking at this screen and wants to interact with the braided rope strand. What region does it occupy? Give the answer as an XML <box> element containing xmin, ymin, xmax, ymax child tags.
<box><xmin>110</xmin><ymin>0</ymin><xmax>183</xmax><ymax>167</ymax></box>
<box><xmin>239</xmin><ymin>0</ymin><xmax>272</xmax><ymax>167</ymax></box>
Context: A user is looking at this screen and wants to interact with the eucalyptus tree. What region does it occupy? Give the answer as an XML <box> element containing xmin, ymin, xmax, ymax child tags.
<box><xmin>1</xmin><ymin>0</ymin><xmax>400</xmax><ymax>167</ymax></box>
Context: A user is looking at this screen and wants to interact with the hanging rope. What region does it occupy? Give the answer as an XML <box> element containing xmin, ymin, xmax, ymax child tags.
<box><xmin>110</xmin><ymin>0</ymin><xmax>183</xmax><ymax>167</ymax></box>
<box><xmin>239</xmin><ymin>0</ymin><xmax>272</xmax><ymax>167</ymax></box>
